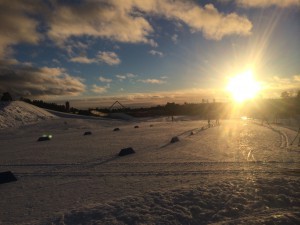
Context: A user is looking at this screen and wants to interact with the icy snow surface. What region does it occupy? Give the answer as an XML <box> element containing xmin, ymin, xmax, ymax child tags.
<box><xmin>0</xmin><ymin>103</ymin><xmax>299</xmax><ymax>224</ymax></box>
<box><xmin>0</xmin><ymin>101</ymin><xmax>56</xmax><ymax>129</ymax></box>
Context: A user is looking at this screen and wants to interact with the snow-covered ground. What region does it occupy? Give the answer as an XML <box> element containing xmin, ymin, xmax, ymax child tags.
<box><xmin>0</xmin><ymin>102</ymin><xmax>299</xmax><ymax>224</ymax></box>
<box><xmin>0</xmin><ymin>101</ymin><xmax>56</xmax><ymax>129</ymax></box>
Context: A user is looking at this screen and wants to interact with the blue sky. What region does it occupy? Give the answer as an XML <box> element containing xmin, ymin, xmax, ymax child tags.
<box><xmin>0</xmin><ymin>0</ymin><xmax>299</xmax><ymax>108</ymax></box>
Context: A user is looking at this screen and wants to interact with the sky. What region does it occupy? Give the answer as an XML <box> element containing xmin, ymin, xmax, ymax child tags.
<box><xmin>0</xmin><ymin>0</ymin><xmax>299</xmax><ymax>108</ymax></box>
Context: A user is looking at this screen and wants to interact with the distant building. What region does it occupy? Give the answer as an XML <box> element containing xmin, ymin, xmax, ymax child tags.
<box><xmin>65</xmin><ymin>101</ymin><xmax>70</xmax><ymax>111</ymax></box>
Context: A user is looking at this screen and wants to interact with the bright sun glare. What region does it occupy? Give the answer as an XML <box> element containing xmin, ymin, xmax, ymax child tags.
<box><xmin>226</xmin><ymin>70</ymin><xmax>261</xmax><ymax>103</ymax></box>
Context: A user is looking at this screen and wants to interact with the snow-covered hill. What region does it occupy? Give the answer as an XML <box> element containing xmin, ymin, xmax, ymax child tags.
<box><xmin>0</xmin><ymin>101</ymin><xmax>56</xmax><ymax>129</ymax></box>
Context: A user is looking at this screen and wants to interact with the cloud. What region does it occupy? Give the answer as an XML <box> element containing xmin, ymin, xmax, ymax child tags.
<box><xmin>0</xmin><ymin>61</ymin><xmax>85</xmax><ymax>97</ymax></box>
<box><xmin>99</xmin><ymin>76</ymin><xmax>112</xmax><ymax>83</ymax></box>
<box><xmin>47</xmin><ymin>0</ymin><xmax>154</xmax><ymax>47</ymax></box>
<box><xmin>69</xmin><ymin>51</ymin><xmax>120</xmax><ymax>65</ymax></box>
<box><xmin>263</xmin><ymin>75</ymin><xmax>300</xmax><ymax>97</ymax></box>
<box><xmin>69</xmin><ymin>56</ymin><xmax>97</xmax><ymax>64</ymax></box>
<box><xmin>97</xmin><ymin>51</ymin><xmax>121</xmax><ymax>65</ymax></box>
<box><xmin>0</xmin><ymin>1</ymin><xmax>42</xmax><ymax>58</ymax></box>
<box><xmin>149</xmin><ymin>50</ymin><xmax>164</xmax><ymax>57</ymax></box>
<box><xmin>46</xmin><ymin>0</ymin><xmax>252</xmax><ymax>51</ymax></box>
<box><xmin>116</xmin><ymin>75</ymin><xmax>127</xmax><ymax>81</ymax></box>
<box><xmin>235</xmin><ymin>0</ymin><xmax>300</xmax><ymax>8</ymax></box>
<box><xmin>132</xmin><ymin>1</ymin><xmax>252</xmax><ymax>40</ymax></box>
<box><xmin>116</xmin><ymin>73</ymin><xmax>137</xmax><ymax>81</ymax></box>
<box><xmin>139</xmin><ymin>79</ymin><xmax>166</xmax><ymax>84</ymax></box>
<box><xmin>1</xmin><ymin>0</ymin><xmax>253</xmax><ymax>57</ymax></box>
<box><xmin>91</xmin><ymin>84</ymin><xmax>109</xmax><ymax>94</ymax></box>
<box><xmin>172</xmin><ymin>34</ymin><xmax>178</xmax><ymax>44</ymax></box>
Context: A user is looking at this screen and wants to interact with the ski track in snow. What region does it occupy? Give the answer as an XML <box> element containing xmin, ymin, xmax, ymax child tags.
<box><xmin>0</xmin><ymin>102</ymin><xmax>299</xmax><ymax>225</ymax></box>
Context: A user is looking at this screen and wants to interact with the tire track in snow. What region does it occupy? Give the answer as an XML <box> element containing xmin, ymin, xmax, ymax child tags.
<box><xmin>251</xmin><ymin>120</ymin><xmax>289</xmax><ymax>148</ymax></box>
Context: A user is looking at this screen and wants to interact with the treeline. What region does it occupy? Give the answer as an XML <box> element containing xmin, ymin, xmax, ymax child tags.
<box><xmin>242</xmin><ymin>97</ymin><xmax>300</xmax><ymax>122</ymax></box>
<box><xmin>17</xmin><ymin>90</ymin><xmax>300</xmax><ymax>121</ymax></box>
<box><xmin>95</xmin><ymin>102</ymin><xmax>231</xmax><ymax>119</ymax></box>
<box><xmin>95</xmin><ymin>93</ymin><xmax>300</xmax><ymax>121</ymax></box>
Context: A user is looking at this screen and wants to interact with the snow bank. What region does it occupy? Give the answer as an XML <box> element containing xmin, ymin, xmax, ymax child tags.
<box><xmin>0</xmin><ymin>101</ymin><xmax>56</xmax><ymax>129</ymax></box>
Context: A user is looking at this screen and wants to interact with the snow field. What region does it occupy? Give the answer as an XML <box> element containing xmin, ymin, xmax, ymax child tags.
<box><xmin>0</xmin><ymin>102</ymin><xmax>299</xmax><ymax>224</ymax></box>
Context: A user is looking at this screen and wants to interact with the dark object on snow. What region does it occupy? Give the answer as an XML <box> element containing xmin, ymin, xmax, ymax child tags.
<box><xmin>113</xmin><ymin>128</ymin><xmax>120</xmax><ymax>131</ymax></box>
<box><xmin>1</xmin><ymin>92</ymin><xmax>12</xmax><ymax>101</ymax></box>
<box><xmin>170</xmin><ymin>136</ymin><xmax>179</xmax><ymax>143</ymax></box>
<box><xmin>118</xmin><ymin>147</ymin><xmax>135</xmax><ymax>156</ymax></box>
<box><xmin>0</xmin><ymin>171</ymin><xmax>17</xmax><ymax>184</ymax></box>
<box><xmin>37</xmin><ymin>135</ymin><xmax>52</xmax><ymax>142</ymax></box>
<box><xmin>84</xmin><ymin>131</ymin><xmax>92</xmax><ymax>135</ymax></box>
<box><xmin>134</xmin><ymin>126</ymin><xmax>139</xmax><ymax>128</ymax></box>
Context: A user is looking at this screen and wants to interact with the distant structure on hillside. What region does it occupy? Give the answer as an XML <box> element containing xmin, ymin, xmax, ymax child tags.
<box><xmin>65</xmin><ymin>101</ymin><xmax>70</xmax><ymax>111</ymax></box>
<box><xmin>108</xmin><ymin>101</ymin><xmax>126</xmax><ymax>111</ymax></box>
<box><xmin>1</xmin><ymin>92</ymin><xmax>13</xmax><ymax>101</ymax></box>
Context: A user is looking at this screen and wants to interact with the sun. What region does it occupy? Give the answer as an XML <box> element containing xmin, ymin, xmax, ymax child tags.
<box><xmin>226</xmin><ymin>70</ymin><xmax>261</xmax><ymax>103</ymax></box>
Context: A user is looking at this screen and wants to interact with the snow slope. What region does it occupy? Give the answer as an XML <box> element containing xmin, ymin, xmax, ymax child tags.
<box><xmin>0</xmin><ymin>113</ymin><xmax>299</xmax><ymax>224</ymax></box>
<box><xmin>0</xmin><ymin>101</ymin><xmax>56</xmax><ymax>129</ymax></box>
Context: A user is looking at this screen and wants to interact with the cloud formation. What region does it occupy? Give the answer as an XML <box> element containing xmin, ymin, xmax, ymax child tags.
<box><xmin>97</xmin><ymin>51</ymin><xmax>121</xmax><ymax>65</ymax></box>
<box><xmin>235</xmin><ymin>0</ymin><xmax>300</xmax><ymax>8</ymax></box>
<box><xmin>0</xmin><ymin>0</ymin><xmax>41</xmax><ymax>58</ymax></box>
<box><xmin>131</xmin><ymin>1</ymin><xmax>252</xmax><ymax>40</ymax></box>
<box><xmin>149</xmin><ymin>50</ymin><xmax>164</xmax><ymax>57</ymax></box>
<box><xmin>99</xmin><ymin>76</ymin><xmax>112</xmax><ymax>83</ymax></box>
<box><xmin>69</xmin><ymin>51</ymin><xmax>120</xmax><ymax>65</ymax></box>
<box><xmin>46</xmin><ymin>0</ymin><xmax>252</xmax><ymax>49</ymax></box>
<box><xmin>0</xmin><ymin>61</ymin><xmax>85</xmax><ymax>97</ymax></box>
<box><xmin>47</xmin><ymin>0</ymin><xmax>154</xmax><ymax>47</ymax></box>
<box><xmin>139</xmin><ymin>79</ymin><xmax>166</xmax><ymax>84</ymax></box>
<box><xmin>116</xmin><ymin>73</ymin><xmax>137</xmax><ymax>81</ymax></box>
<box><xmin>69</xmin><ymin>56</ymin><xmax>97</xmax><ymax>64</ymax></box>
<box><xmin>0</xmin><ymin>0</ymin><xmax>253</xmax><ymax>56</ymax></box>
<box><xmin>263</xmin><ymin>75</ymin><xmax>300</xmax><ymax>97</ymax></box>
<box><xmin>91</xmin><ymin>84</ymin><xmax>109</xmax><ymax>94</ymax></box>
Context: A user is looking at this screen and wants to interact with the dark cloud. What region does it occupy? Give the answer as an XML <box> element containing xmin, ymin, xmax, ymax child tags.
<box><xmin>0</xmin><ymin>61</ymin><xmax>85</xmax><ymax>98</ymax></box>
<box><xmin>0</xmin><ymin>0</ymin><xmax>44</xmax><ymax>57</ymax></box>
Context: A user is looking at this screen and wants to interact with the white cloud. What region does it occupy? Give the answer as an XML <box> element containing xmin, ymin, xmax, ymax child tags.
<box><xmin>52</xmin><ymin>59</ymin><xmax>60</xmax><ymax>64</ymax></box>
<box><xmin>116</xmin><ymin>75</ymin><xmax>127</xmax><ymax>81</ymax></box>
<box><xmin>172</xmin><ymin>34</ymin><xmax>178</xmax><ymax>44</ymax></box>
<box><xmin>139</xmin><ymin>79</ymin><xmax>166</xmax><ymax>84</ymax></box>
<box><xmin>91</xmin><ymin>84</ymin><xmax>110</xmax><ymax>94</ymax></box>
<box><xmin>247</xmin><ymin>74</ymin><xmax>300</xmax><ymax>98</ymax></box>
<box><xmin>47</xmin><ymin>1</ymin><xmax>154</xmax><ymax>47</ymax></box>
<box><xmin>235</xmin><ymin>0</ymin><xmax>300</xmax><ymax>8</ymax></box>
<box><xmin>97</xmin><ymin>51</ymin><xmax>121</xmax><ymax>65</ymax></box>
<box><xmin>149</xmin><ymin>50</ymin><xmax>164</xmax><ymax>57</ymax></box>
<box><xmin>69</xmin><ymin>56</ymin><xmax>96</xmax><ymax>64</ymax></box>
<box><xmin>0</xmin><ymin>0</ymin><xmax>253</xmax><ymax>57</ymax></box>
<box><xmin>46</xmin><ymin>0</ymin><xmax>252</xmax><ymax>51</ymax></box>
<box><xmin>132</xmin><ymin>1</ymin><xmax>252</xmax><ymax>40</ymax></box>
<box><xmin>69</xmin><ymin>51</ymin><xmax>120</xmax><ymax>65</ymax></box>
<box><xmin>99</xmin><ymin>76</ymin><xmax>112</xmax><ymax>83</ymax></box>
<box><xmin>116</xmin><ymin>73</ymin><xmax>137</xmax><ymax>81</ymax></box>
<box><xmin>126</xmin><ymin>73</ymin><xmax>137</xmax><ymax>78</ymax></box>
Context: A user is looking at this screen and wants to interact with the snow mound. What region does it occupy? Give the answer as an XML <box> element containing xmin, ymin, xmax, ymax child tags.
<box><xmin>0</xmin><ymin>101</ymin><xmax>56</xmax><ymax>129</ymax></box>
